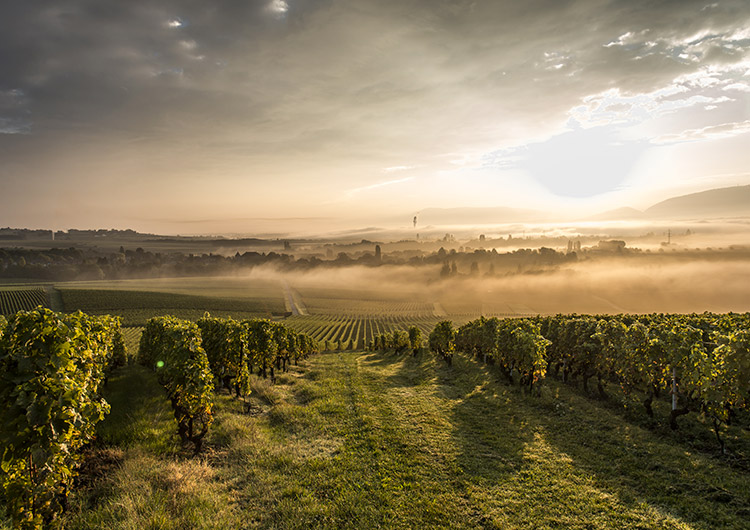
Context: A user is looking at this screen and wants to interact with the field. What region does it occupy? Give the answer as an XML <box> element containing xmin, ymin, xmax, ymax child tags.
<box><xmin>39</xmin><ymin>276</ymin><xmax>286</xmax><ymax>325</ymax></box>
<box><xmin>55</xmin><ymin>277</ymin><xmax>286</xmax><ymax>303</ymax></box>
<box><xmin>0</xmin><ymin>279</ymin><xmax>447</xmax><ymax>349</ymax></box>
<box><xmin>38</xmin><ymin>280</ymin><xmax>446</xmax><ymax>349</ymax></box>
<box><xmin>120</xmin><ymin>326</ymin><xmax>144</xmax><ymax>359</ymax></box>
<box><xmin>284</xmin><ymin>314</ymin><xmax>440</xmax><ymax>350</ymax></box>
<box><xmin>58</xmin><ymin>289</ymin><xmax>282</xmax><ymax>326</ymax></box>
<box><xmin>0</xmin><ymin>287</ymin><xmax>49</xmax><ymax>315</ymax></box>
<box><xmin>47</xmin><ymin>281</ymin><xmax>474</xmax><ymax>350</ymax></box>
<box><xmin>24</xmin><ymin>349</ymin><xmax>749</xmax><ymax>529</ymax></box>
<box><xmin>2</xmin><ymin>276</ymin><xmax>750</xmax><ymax>529</ymax></box>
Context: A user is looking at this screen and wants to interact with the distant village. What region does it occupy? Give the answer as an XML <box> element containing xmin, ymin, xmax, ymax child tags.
<box><xmin>0</xmin><ymin>227</ymin><xmax>696</xmax><ymax>282</ymax></box>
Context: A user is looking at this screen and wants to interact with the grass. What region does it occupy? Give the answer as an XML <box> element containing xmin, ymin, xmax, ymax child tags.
<box><xmin>95</xmin><ymin>364</ymin><xmax>179</xmax><ymax>454</ymax></box>
<box><xmin>36</xmin><ymin>350</ymin><xmax>750</xmax><ymax>529</ymax></box>
<box><xmin>60</xmin><ymin>364</ymin><xmax>239</xmax><ymax>530</ymax></box>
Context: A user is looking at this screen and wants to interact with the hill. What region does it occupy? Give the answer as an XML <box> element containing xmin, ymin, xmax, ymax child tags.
<box><xmin>413</xmin><ymin>184</ymin><xmax>750</xmax><ymax>225</ymax></box>
<box><xmin>645</xmin><ymin>185</ymin><xmax>750</xmax><ymax>218</ymax></box>
<box><xmin>586</xmin><ymin>206</ymin><xmax>644</xmax><ymax>221</ymax></box>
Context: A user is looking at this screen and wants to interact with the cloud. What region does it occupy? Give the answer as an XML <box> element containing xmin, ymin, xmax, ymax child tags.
<box><xmin>1</xmin><ymin>0</ymin><xmax>749</xmax><ymax>228</ymax></box>
<box><xmin>0</xmin><ymin>88</ymin><xmax>31</xmax><ymax>134</ymax></box>
<box><xmin>346</xmin><ymin>177</ymin><xmax>415</xmax><ymax>197</ymax></box>
<box><xmin>723</xmin><ymin>82</ymin><xmax>750</xmax><ymax>92</ymax></box>
<box><xmin>266</xmin><ymin>0</ymin><xmax>289</xmax><ymax>18</ymax></box>
<box><xmin>383</xmin><ymin>166</ymin><xmax>417</xmax><ymax>173</ymax></box>
<box><xmin>652</xmin><ymin>120</ymin><xmax>750</xmax><ymax>144</ymax></box>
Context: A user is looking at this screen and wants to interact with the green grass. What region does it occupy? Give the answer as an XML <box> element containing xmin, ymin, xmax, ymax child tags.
<box><xmin>43</xmin><ymin>351</ymin><xmax>750</xmax><ymax>529</ymax></box>
<box><xmin>59</xmin><ymin>365</ymin><xmax>239</xmax><ymax>530</ymax></box>
<box><xmin>96</xmin><ymin>364</ymin><xmax>180</xmax><ymax>454</ymax></box>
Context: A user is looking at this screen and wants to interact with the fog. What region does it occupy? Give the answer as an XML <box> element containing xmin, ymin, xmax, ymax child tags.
<box><xmin>246</xmin><ymin>254</ymin><xmax>750</xmax><ymax>316</ymax></box>
<box><xmin>7</xmin><ymin>217</ymin><xmax>749</xmax><ymax>317</ymax></box>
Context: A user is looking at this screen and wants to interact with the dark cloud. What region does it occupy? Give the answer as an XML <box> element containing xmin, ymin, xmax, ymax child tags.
<box><xmin>2</xmin><ymin>0</ymin><xmax>746</xmax><ymax>139</ymax></box>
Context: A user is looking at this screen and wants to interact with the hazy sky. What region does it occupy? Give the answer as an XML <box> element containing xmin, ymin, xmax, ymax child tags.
<box><xmin>1</xmin><ymin>0</ymin><xmax>749</xmax><ymax>234</ymax></box>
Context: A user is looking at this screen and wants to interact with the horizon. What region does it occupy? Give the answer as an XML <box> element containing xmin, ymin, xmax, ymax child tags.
<box><xmin>4</xmin><ymin>182</ymin><xmax>750</xmax><ymax>239</ymax></box>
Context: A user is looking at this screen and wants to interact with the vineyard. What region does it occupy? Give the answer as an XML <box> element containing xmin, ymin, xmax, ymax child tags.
<box><xmin>302</xmin><ymin>297</ymin><xmax>436</xmax><ymax>316</ymax></box>
<box><xmin>51</xmin><ymin>285</ymin><xmax>445</xmax><ymax>351</ymax></box>
<box><xmin>49</xmin><ymin>322</ymin><xmax>750</xmax><ymax>529</ymax></box>
<box><xmin>0</xmin><ymin>309</ymin><xmax>125</xmax><ymax>528</ymax></box>
<box><xmin>120</xmin><ymin>326</ymin><xmax>143</xmax><ymax>359</ymax></box>
<box><xmin>284</xmin><ymin>314</ymin><xmax>439</xmax><ymax>350</ymax></box>
<box><xmin>58</xmin><ymin>289</ymin><xmax>280</xmax><ymax>326</ymax></box>
<box><xmin>0</xmin><ymin>288</ymin><xmax>49</xmax><ymax>315</ymax></box>
<box><xmin>423</xmin><ymin>312</ymin><xmax>750</xmax><ymax>456</ymax></box>
<box><xmin>284</xmin><ymin>287</ymin><xmax>447</xmax><ymax>350</ymax></box>
<box><xmin>0</xmin><ymin>309</ymin><xmax>317</xmax><ymax>529</ymax></box>
<box><xmin>1</xmin><ymin>297</ymin><xmax>749</xmax><ymax>529</ymax></box>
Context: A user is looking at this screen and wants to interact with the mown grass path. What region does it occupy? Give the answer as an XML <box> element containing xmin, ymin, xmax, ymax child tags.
<box><xmin>207</xmin><ymin>351</ymin><xmax>748</xmax><ymax>529</ymax></box>
<box><xmin>45</xmin><ymin>350</ymin><xmax>750</xmax><ymax>529</ymax></box>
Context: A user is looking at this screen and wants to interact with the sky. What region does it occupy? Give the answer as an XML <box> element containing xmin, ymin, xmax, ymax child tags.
<box><xmin>1</xmin><ymin>0</ymin><xmax>749</xmax><ymax>234</ymax></box>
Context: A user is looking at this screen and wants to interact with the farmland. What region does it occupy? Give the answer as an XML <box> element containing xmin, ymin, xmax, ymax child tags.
<box><xmin>2</xmin><ymin>273</ymin><xmax>750</xmax><ymax>529</ymax></box>
<box><xmin>4</xmin><ymin>278</ymin><xmax>445</xmax><ymax>349</ymax></box>
<box><xmin>0</xmin><ymin>287</ymin><xmax>49</xmax><ymax>315</ymax></box>
<box><xmin>16</xmin><ymin>348</ymin><xmax>748</xmax><ymax>530</ymax></box>
<box><xmin>120</xmin><ymin>326</ymin><xmax>144</xmax><ymax>358</ymax></box>
<box><xmin>0</xmin><ymin>278</ymin><xmax>449</xmax><ymax>353</ymax></box>
<box><xmin>58</xmin><ymin>288</ymin><xmax>281</xmax><ymax>326</ymax></box>
<box><xmin>0</xmin><ymin>278</ymin><xmax>449</xmax><ymax>355</ymax></box>
<box><xmin>0</xmin><ymin>276</ymin><xmax>282</xmax><ymax>326</ymax></box>
<box><xmin>284</xmin><ymin>314</ymin><xmax>439</xmax><ymax>350</ymax></box>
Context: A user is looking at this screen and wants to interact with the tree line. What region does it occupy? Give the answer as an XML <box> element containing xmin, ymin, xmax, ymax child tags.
<box><xmin>0</xmin><ymin>242</ymin><xmax>580</xmax><ymax>282</ymax></box>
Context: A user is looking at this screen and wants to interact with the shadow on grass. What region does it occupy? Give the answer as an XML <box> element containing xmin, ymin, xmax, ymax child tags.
<box><xmin>431</xmin><ymin>355</ymin><xmax>532</xmax><ymax>480</ymax></box>
<box><xmin>358</xmin><ymin>350</ymin><xmax>405</xmax><ymax>367</ymax></box>
<box><xmin>428</xmin><ymin>352</ymin><xmax>750</xmax><ymax>529</ymax></box>
<box><xmin>539</xmin><ymin>369</ymin><xmax>750</xmax><ymax>469</ymax></box>
<box><xmin>533</xmin><ymin>383</ymin><xmax>750</xmax><ymax>527</ymax></box>
<box><xmin>97</xmin><ymin>363</ymin><xmax>179</xmax><ymax>454</ymax></box>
